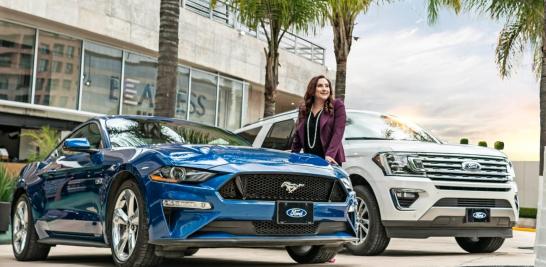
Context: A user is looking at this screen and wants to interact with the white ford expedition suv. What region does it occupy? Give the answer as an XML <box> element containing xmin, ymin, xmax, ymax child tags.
<box><xmin>235</xmin><ymin>109</ymin><xmax>518</xmax><ymax>255</ymax></box>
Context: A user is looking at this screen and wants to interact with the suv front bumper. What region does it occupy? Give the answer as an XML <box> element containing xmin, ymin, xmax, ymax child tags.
<box><xmin>374</xmin><ymin>175</ymin><xmax>518</xmax><ymax>238</ymax></box>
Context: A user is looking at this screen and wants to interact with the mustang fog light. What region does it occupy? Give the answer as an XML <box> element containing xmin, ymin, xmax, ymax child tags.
<box><xmin>162</xmin><ymin>199</ymin><xmax>212</xmax><ymax>210</ymax></box>
<box><xmin>390</xmin><ymin>188</ymin><xmax>424</xmax><ymax>210</ymax></box>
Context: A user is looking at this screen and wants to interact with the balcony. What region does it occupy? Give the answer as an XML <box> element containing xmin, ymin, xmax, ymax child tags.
<box><xmin>181</xmin><ymin>0</ymin><xmax>326</xmax><ymax>65</ymax></box>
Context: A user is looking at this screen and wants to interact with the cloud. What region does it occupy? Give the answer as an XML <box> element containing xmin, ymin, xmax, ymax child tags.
<box><xmin>343</xmin><ymin>25</ymin><xmax>539</xmax><ymax>160</ymax></box>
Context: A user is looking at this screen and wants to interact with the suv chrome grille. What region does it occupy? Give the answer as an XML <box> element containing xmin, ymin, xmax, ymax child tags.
<box><xmin>419</xmin><ymin>153</ymin><xmax>510</xmax><ymax>183</ymax></box>
<box><xmin>219</xmin><ymin>174</ymin><xmax>347</xmax><ymax>202</ymax></box>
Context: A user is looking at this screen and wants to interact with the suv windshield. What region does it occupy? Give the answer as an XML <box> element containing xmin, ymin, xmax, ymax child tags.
<box><xmin>106</xmin><ymin>117</ymin><xmax>250</xmax><ymax>147</ymax></box>
<box><xmin>345</xmin><ymin>112</ymin><xmax>439</xmax><ymax>143</ymax></box>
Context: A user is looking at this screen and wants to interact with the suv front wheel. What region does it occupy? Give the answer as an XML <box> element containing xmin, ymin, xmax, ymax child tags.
<box><xmin>345</xmin><ymin>185</ymin><xmax>390</xmax><ymax>256</ymax></box>
<box><xmin>455</xmin><ymin>237</ymin><xmax>505</xmax><ymax>253</ymax></box>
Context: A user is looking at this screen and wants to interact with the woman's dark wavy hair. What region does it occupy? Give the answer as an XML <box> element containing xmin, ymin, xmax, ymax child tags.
<box><xmin>299</xmin><ymin>75</ymin><xmax>334</xmax><ymax>119</ymax></box>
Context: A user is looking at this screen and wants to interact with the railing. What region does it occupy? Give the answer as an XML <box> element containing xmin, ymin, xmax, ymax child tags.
<box><xmin>181</xmin><ymin>0</ymin><xmax>325</xmax><ymax>65</ymax></box>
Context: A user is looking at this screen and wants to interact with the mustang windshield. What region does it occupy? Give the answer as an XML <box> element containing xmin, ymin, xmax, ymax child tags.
<box><xmin>106</xmin><ymin>117</ymin><xmax>250</xmax><ymax>147</ymax></box>
<box><xmin>345</xmin><ymin>112</ymin><xmax>439</xmax><ymax>143</ymax></box>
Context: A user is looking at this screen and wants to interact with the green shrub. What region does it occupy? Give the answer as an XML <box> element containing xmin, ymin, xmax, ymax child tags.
<box><xmin>0</xmin><ymin>164</ymin><xmax>15</xmax><ymax>202</ymax></box>
<box><xmin>460</xmin><ymin>138</ymin><xmax>469</xmax><ymax>144</ymax></box>
<box><xmin>494</xmin><ymin>141</ymin><xmax>504</xmax><ymax>150</ymax></box>
<box><xmin>478</xmin><ymin>141</ymin><xmax>488</xmax><ymax>147</ymax></box>
<box><xmin>519</xmin><ymin>207</ymin><xmax>537</xmax><ymax>219</ymax></box>
<box><xmin>21</xmin><ymin>126</ymin><xmax>59</xmax><ymax>162</ymax></box>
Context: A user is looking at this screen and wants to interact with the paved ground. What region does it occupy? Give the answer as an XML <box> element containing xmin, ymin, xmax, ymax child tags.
<box><xmin>0</xmin><ymin>230</ymin><xmax>535</xmax><ymax>267</ymax></box>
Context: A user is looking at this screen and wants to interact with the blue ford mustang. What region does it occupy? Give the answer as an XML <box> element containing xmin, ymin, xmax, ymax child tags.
<box><xmin>11</xmin><ymin>116</ymin><xmax>357</xmax><ymax>266</ymax></box>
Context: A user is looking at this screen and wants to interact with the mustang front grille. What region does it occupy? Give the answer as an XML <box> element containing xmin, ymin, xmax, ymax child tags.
<box><xmin>219</xmin><ymin>174</ymin><xmax>346</xmax><ymax>202</ymax></box>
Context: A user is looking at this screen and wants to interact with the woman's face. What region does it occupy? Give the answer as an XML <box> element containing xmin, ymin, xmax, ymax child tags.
<box><xmin>314</xmin><ymin>78</ymin><xmax>330</xmax><ymax>102</ymax></box>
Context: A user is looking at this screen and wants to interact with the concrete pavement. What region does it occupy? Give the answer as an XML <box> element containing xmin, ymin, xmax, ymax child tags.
<box><xmin>0</xmin><ymin>230</ymin><xmax>535</xmax><ymax>267</ymax></box>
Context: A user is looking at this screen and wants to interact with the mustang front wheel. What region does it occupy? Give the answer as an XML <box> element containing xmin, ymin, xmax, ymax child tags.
<box><xmin>108</xmin><ymin>180</ymin><xmax>163</xmax><ymax>267</ymax></box>
<box><xmin>12</xmin><ymin>194</ymin><xmax>50</xmax><ymax>261</ymax></box>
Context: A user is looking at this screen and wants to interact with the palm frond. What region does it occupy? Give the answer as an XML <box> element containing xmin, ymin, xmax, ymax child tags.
<box><xmin>427</xmin><ymin>0</ymin><xmax>462</xmax><ymax>25</ymax></box>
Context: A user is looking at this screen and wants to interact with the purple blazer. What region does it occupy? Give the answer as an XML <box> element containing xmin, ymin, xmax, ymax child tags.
<box><xmin>291</xmin><ymin>99</ymin><xmax>346</xmax><ymax>164</ymax></box>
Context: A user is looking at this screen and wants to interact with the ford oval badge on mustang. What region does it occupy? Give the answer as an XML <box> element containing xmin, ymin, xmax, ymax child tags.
<box><xmin>286</xmin><ymin>208</ymin><xmax>308</xmax><ymax>218</ymax></box>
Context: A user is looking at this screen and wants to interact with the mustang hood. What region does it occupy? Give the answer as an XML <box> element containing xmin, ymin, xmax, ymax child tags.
<box><xmin>151</xmin><ymin>144</ymin><xmax>332</xmax><ymax>171</ymax></box>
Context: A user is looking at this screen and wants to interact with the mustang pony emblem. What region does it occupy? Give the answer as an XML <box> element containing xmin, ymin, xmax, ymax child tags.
<box><xmin>281</xmin><ymin>181</ymin><xmax>305</xmax><ymax>193</ymax></box>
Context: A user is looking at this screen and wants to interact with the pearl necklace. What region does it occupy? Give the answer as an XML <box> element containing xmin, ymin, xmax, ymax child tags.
<box><xmin>307</xmin><ymin>109</ymin><xmax>323</xmax><ymax>149</ymax></box>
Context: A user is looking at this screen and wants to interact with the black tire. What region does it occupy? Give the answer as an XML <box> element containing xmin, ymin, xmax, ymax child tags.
<box><xmin>286</xmin><ymin>245</ymin><xmax>339</xmax><ymax>264</ymax></box>
<box><xmin>184</xmin><ymin>247</ymin><xmax>199</xmax><ymax>256</ymax></box>
<box><xmin>455</xmin><ymin>237</ymin><xmax>505</xmax><ymax>253</ymax></box>
<box><xmin>107</xmin><ymin>180</ymin><xmax>163</xmax><ymax>267</ymax></box>
<box><xmin>11</xmin><ymin>194</ymin><xmax>51</xmax><ymax>261</ymax></box>
<box><xmin>344</xmin><ymin>185</ymin><xmax>390</xmax><ymax>256</ymax></box>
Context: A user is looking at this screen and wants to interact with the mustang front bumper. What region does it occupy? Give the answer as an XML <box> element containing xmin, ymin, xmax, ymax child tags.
<box><xmin>144</xmin><ymin>172</ymin><xmax>358</xmax><ymax>247</ymax></box>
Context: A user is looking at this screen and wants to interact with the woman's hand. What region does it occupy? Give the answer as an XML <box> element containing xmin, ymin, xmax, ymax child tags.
<box><xmin>325</xmin><ymin>156</ymin><xmax>338</xmax><ymax>165</ymax></box>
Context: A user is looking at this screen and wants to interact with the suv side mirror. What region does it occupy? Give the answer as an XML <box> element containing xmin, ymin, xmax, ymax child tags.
<box><xmin>63</xmin><ymin>138</ymin><xmax>98</xmax><ymax>153</ymax></box>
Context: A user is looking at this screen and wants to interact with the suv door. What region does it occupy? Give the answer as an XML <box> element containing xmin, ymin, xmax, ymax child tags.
<box><xmin>262</xmin><ymin>119</ymin><xmax>296</xmax><ymax>151</ymax></box>
<box><xmin>40</xmin><ymin>122</ymin><xmax>106</xmax><ymax>236</ymax></box>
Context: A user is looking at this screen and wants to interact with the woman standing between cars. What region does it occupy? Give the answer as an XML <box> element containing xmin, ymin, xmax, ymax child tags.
<box><xmin>291</xmin><ymin>75</ymin><xmax>346</xmax><ymax>166</ymax></box>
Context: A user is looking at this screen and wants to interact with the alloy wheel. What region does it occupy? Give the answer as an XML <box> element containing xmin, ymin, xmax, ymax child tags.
<box><xmin>351</xmin><ymin>196</ymin><xmax>369</xmax><ymax>245</ymax></box>
<box><xmin>12</xmin><ymin>200</ymin><xmax>28</xmax><ymax>254</ymax></box>
<box><xmin>112</xmin><ymin>189</ymin><xmax>139</xmax><ymax>262</ymax></box>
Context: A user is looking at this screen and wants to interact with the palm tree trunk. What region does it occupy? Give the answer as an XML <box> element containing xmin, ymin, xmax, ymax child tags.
<box><xmin>335</xmin><ymin>56</ymin><xmax>348</xmax><ymax>100</ymax></box>
<box><xmin>263</xmin><ymin>22</ymin><xmax>281</xmax><ymax>118</ymax></box>
<box><xmin>264</xmin><ymin>49</ymin><xmax>279</xmax><ymax>117</ymax></box>
<box><xmin>331</xmin><ymin>13</ymin><xmax>354</xmax><ymax>101</ymax></box>
<box><xmin>538</xmin><ymin>1</ymin><xmax>546</xmax><ymax>178</ymax></box>
<box><xmin>155</xmin><ymin>0</ymin><xmax>180</xmax><ymax>118</ymax></box>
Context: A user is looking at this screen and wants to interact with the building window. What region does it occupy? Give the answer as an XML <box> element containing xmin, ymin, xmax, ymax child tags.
<box><xmin>52</xmin><ymin>61</ymin><xmax>62</xmax><ymax>73</ymax></box>
<box><xmin>65</xmin><ymin>63</ymin><xmax>73</xmax><ymax>74</ymax></box>
<box><xmin>0</xmin><ymin>75</ymin><xmax>8</xmax><ymax>90</ymax></box>
<box><xmin>66</xmin><ymin>46</ymin><xmax>75</xmax><ymax>58</ymax></box>
<box><xmin>38</xmin><ymin>59</ymin><xmax>49</xmax><ymax>72</ymax></box>
<box><xmin>34</xmin><ymin>31</ymin><xmax>81</xmax><ymax>110</ymax></box>
<box><xmin>122</xmin><ymin>53</ymin><xmax>157</xmax><ymax>116</ymax></box>
<box><xmin>53</xmin><ymin>43</ymin><xmax>64</xmax><ymax>56</ymax></box>
<box><xmin>189</xmin><ymin>70</ymin><xmax>217</xmax><ymax>125</ymax></box>
<box><xmin>81</xmin><ymin>42</ymin><xmax>122</xmax><ymax>114</ymax></box>
<box><xmin>0</xmin><ymin>21</ymin><xmax>35</xmax><ymax>103</ymax></box>
<box><xmin>176</xmin><ymin>66</ymin><xmax>190</xmax><ymax>119</ymax></box>
<box><xmin>217</xmin><ymin>77</ymin><xmax>243</xmax><ymax>130</ymax></box>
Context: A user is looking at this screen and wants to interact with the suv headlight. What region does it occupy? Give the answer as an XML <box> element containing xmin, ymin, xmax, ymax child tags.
<box><xmin>150</xmin><ymin>167</ymin><xmax>216</xmax><ymax>183</ymax></box>
<box><xmin>373</xmin><ymin>152</ymin><xmax>426</xmax><ymax>177</ymax></box>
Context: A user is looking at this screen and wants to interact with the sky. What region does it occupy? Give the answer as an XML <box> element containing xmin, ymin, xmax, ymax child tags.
<box><xmin>306</xmin><ymin>1</ymin><xmax>539</xmax><ymax>161</ymax></box>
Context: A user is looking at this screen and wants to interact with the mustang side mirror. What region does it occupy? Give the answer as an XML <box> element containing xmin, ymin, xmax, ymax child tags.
<box><xmin>63</xmin><ymin>138</ymin><xmax>98</xmax><ymax>153</ymax></box>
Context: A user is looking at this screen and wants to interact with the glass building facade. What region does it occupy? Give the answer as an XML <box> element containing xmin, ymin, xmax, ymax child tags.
<box><xmin>0</xmin><ymin>20</ymin><xmax>248</xmax><ymax>130</ymax></box>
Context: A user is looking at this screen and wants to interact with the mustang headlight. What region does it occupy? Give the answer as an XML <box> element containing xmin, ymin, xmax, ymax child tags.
<box><xmin>150</xmin><ymin>167</ymin><xmax>215</xmax><ymax>183</ymax></box>
<box><xmin>373</xmin><ymin>152</ymin><xmax>426</xmax><ymax>177</ymax></box>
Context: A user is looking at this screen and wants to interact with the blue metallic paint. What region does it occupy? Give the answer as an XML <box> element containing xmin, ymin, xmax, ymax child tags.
<box><xmin>12</xmin><ymin>116</ymin><xmax>357</xmax><ymax>248</ymax></box>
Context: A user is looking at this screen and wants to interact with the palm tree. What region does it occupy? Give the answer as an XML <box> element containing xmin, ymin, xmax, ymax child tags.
<box><xmin>21</xmin><ymin>126</ymin><xmax>60</xmax><ymax>162</ymax></box>
<box><xmin>154</xmin><ymin>0</ymin><xmax>180</xmax><ymax>117</ymax></box>
<box><xmin>325</xmin><ymin>0</ymin><xmax>461</xmax><ymax>101</ymax></box>
<box><xmin>225</xmin><ymin>0</ymin><xmax>326</xmax><ymax>117</ymax></box>
<box><xmin>465</xmin><ymin>0</ymin><xmax>543</xmax><ymax>173</ymax></box>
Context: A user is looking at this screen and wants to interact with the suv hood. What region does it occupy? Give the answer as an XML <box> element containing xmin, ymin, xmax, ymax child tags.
<box><xmin>345</xmin><ymin>140</ymin><xmax>507</xmax><ymax>158</ymax></box>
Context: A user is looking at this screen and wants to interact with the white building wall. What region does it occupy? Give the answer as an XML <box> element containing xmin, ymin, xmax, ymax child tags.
<box><xmin>0</xmin><ymin>0</ymin><xmax>330</xmax><ymax>98</ymax></box>
<box><xmin>513</xmin><ymin>161</ymin><xmax>540</xmax><ymax>209</ymax></box>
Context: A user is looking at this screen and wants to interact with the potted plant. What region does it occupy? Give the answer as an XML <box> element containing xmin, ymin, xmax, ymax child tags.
<box><xmin>0</xmin><ymin>164</ymin><xmax>15</xmax><ymax>233</ymax></box>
